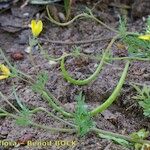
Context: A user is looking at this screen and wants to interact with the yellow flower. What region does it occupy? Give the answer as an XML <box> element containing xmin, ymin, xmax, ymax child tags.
<box><xmin>138</xmin><ymin>34</ymin><xmax>150</xmax><ymax>41</ymax></box>
<box><xmin>0</xmin><ymin>64</ymin><xmax>10</xmax><ymax>80</ymax></box>
<box><xmin>31</xmin><ymin>20</ymin><xmax>43</xmax><ymax>37</ymax></box>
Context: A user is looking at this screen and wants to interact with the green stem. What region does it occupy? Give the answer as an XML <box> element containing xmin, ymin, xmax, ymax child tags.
<box><xmin>30</xmin><ymin>107</ymin><xmax>75</xmax><ymax>127</ymax></box>
<box><xmin>64</xmin><ymin>0</ymin><xmax>72</xmax><ymax>21</ymax></box>
<box><xmin>38</xmin><ymin>43</ymin><xmax>72</xmax><ymax>61</ymax></box>
<box><xmin>41</xmin><ymin>91</ymin><xmax>73</xmax><ymax>117</ymax></box>
<box><xmin>90</xmin><ymin>61</ymin><xmax>130</xmax><ymax>116</ymax></box>
<box><xmin>77</xmin><ymin>53</ymin><xmax>150</xmax><ymax>62</ymax></box>
<box><xmin>46</xmin><ymin>5</ymin><xmax>117</xmax><ymax>33</ymax></box>
<box><xmin>42</xmin><ymin>88</ymin><xmax>74</xmax><ymax>115</ymax></box>
<box><xmin>46</xmin><ymin>5</ymin><xmax>85</xmax><ymax>26</ymax></box>
<box><xmin>29</xmin><ymin>51</ymin><xmax>37</xmax><ymax>72</ymax></box>
<box><xmin>30</xmin><ymin>0</ymin><xmax>60</xmax><ymax>4</ymax></box>
<box><xmin>44</xmin><ymin>88</ymin><xmax>67</xmax><ymax>108</ymax></box>
<box><xmin>93</xmin><ymin>127</ymin><xmax>150</xmax><ymax>145</ymax></box>
<box><xmin>111</xmin><ymin>57</ymin><xmax>150</xmax><ymax>61</ymax></box>
<box><xmin>1</xmin><ymin>47</ymin><xmax>72</xmax><ymax>118</ymax></box>
<box><xmin>0</xmin><ymin>48</ymin><xmax>13</xmax><ymax>69</ymax></box>
<box><xmin>30</xmin><ymin>122</ymin><xmax>76</xmax><ymax>133</ymax></box>
<box><xmin>126</xmin><ymin>32</ymin><xmax>140</xmax><ymax>36</ymax></box>
<box><xmin>89</xmin><ymin>15</ymin><xmax>118</xmax><ymax>33</ymax></box>
<box><xmin>0</xmin><ymin>114</ymin><xmax>9</xmax><ymax>117</ymax></box>
<box><xmin>61</xmin><ymin>36</ymin><xmax>118</xmax><ymax>85</ymax></box>
<box><xmin>0</xmin><ymin>92</ymin><xmax>20</xmax><ymax>113</ymax></box>
<box><xmin>0</xmin><ymin>108</ymin><xmax>75</xmax><ymax>133</ymax></box>
<box><xmin>0</xmin><ymin>48</ymin><xmax>35</xmax><ymax>83</ymax></box>
<box><xmin>1</xmin><ymin>48</ymin><xmax>72</xmax><ymax>117</ymax></box>
<box><xmin>0</xmin><ymin>108</ymin><xmax>19</xmax><ymax>119</ymax></box>
<box><xmin>0</xmin><ymin>108</ymin><xmax>9</xmax><ymax>114</ymax></box>
<box><xmin>61</xmin><ymin>52</ymin><xmax>105</xmax><ymax>85</ymax></box>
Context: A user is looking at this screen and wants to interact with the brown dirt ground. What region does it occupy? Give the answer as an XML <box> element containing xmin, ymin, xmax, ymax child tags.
<box><xmin>0</xmin><ymin>1</ymin><xmax>150</xmax><ymax>150</ymax></box>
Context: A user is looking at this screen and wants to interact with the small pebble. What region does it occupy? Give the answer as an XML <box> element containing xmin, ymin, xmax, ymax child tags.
<box><xmin>83</xmin><ymin>48</ymin><xmax>94</xmax><ymax>54</ymax></box>
<box><xmin>58</xmin><ymin>12</ymin><xmax>66</xmax><ymax>22</ymax></box>
<box><xmin>24</xmin><ymin>46</ymin><xmax>31</xmax><ymax>53</ymax></box>
<box><xmin>48</xmin><ymin>60</ymin><xmax>58</xmax><ymax>68</ymax></box>
<box><xmin>23</xmin><ymin>13</ymin><xmax>30</xmax><ymax>18</ymax></box>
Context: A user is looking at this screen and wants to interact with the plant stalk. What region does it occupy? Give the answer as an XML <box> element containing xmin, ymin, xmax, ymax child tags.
<box><xmin>61</xmin><ymin>36</ymin><xmax>118</xmax><ymax>85</ymax></box>
<box><xmin>90</xmin><ymin>61</ymin><xmax>130</xmax><ymax>116</ymax></box>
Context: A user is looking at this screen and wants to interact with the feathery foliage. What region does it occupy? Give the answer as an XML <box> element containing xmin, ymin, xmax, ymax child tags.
<box><xmin>74</xmin><ymin>92</ymin><xmax>95</xmax><ymax>136</ymax></box>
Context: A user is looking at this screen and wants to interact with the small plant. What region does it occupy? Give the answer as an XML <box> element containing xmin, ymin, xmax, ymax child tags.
<box><xmin>32</xmin><ymin>71</ymin><xmax>49</xmax><ymax>94</ymax></box>
<box><xmin>132</xmin><ymin>84</ymin><xmax>150</xmax><ymax>117</ymax></box>
<box><xmin>13</xmin><ymin>87</ymin><xmax>32</xmax><ymax>126</ymax></box>
<box><xmin>1</xmin><ymin>88</ymin><xmax>150</xmax><ymax>149</ymax></box>
<box><xmin>29</xmin><ymin>19</ymin><xmax>43</xmax><ymax>51</ymax></box>
<box><xmin>64</xmin><ymin>0</ymin><xmax>72</xmax><ymax>21</ymax></box>
<box><xmin>74</xmin><ymin>92</ymin><xmax>95</xmax><ymax>136</ymax></box>
<box><xmin>27</xmin><ymin>19</ymin><xmax>44</xmax><ymax>74</ymax></box>
<box><xmin>139</xmin><ymin>16</ymin><xmax>150</xmax><ymax>40</ymax></box>
<box><xmin>130</xmin><ymin>129</ymin><xmax>149</xmax><ymax>150</ymax></box>
<box><xmin>99</xmin><ymin>133</ymin><xmax>131</xmax><ymax>148</ymax></box>
<box><xmin>119</xmin><ymin>17</ymin><xmax>150</xmax><ymax>58</ymax></box>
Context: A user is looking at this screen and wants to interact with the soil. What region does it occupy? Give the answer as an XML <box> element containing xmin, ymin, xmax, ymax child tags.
<box><xmin>0</xmin><ymin>1</ymin><xmax>150</xmax><ymax>150</ymax></box>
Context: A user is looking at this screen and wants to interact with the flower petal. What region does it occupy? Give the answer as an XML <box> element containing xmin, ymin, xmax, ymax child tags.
<box><xmin>31</xmin><ymin>22</ymin><xmax>37</xmax><ymax>37</ymax></box>
<box><xmin>33</xmin><ymin>26</ymin><xmax>39</xmax><ymax>37</ymax></box>
<box><xmin>31</xmin><ymin>20</ymin><xmax>36</xmax><ymax>31</ymax></box>
<box><xmin>0</xmin><ymin>64</ymin><xmax>10</xmax><ymax>76</ymax></box>
<box><xmin>0</xmin><ymin>75</ymin><xmax>8</xmax><ymax>80</ymax></box>
<box><xmin>30</xmin><ymin>20</ymin><xmax>43</xmax><ymax>37</ymax></box>
<box><xmin>37</xmin><ymin>20</ymin><xmax>43</xmax><ymax>34</ymax></box>
<box><xmin>0</xmin><ymin>64</ymin><xmax>10</xmax><ymax>80</ymax></box>
<box><xmin>138</xmin><ymin>34</ymin><xmax>150</xmax><ymax>41</ymax></box>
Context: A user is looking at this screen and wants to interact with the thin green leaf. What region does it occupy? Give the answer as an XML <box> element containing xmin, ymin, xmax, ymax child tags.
<box><xmin>99</xmin><ymin>133</ymin><xmax>131</xmax><ymax>148</ymax></box>
<box><xmin>32</xmin><ymin>71</ymin><xmax>49</xmax><ymax>93</ymax></box>
<box><xmin>13</xmin><ymin>86</ymin><xmax>28</xmax><ymax>111</ymax></box>
<box><xmin>15</xmin><ymin>110</ymin><xmax>31</xmax><ymax>126</ymax></box>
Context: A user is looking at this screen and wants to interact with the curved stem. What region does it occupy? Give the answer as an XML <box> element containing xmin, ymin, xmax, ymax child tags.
<box><xmin>77</xmin><ymin>54</ymin><xmax>150</xmax><ymax>62</ymax></box>
<box><xmin>46</xmin><ymin>5</ymin><xmax>85</xmax><ymax>26</ymax></box>
<box><xmin>0</xmin><ymin>108</ymin><xmax>19</xmax><ymax>119</ymax></box>
<box><xmin>0</xmin><ymin>114</ymin><xmax>9</xmax><ymax>117</ymax></box>
<box><xmin>0</xmin><ymin>48</ymin><xmax>35</xmax><ymax>84</ymax></box>
<box><xmin>1</xmin><ymin>48</ymin><xmax>72</xmax><ymax>118</ymax></box>
<box><xmin>40</xmin><ymin>88</ymin><xmax>74</xmax><ymax>116</ymax></box>
<box><xmin>61</xmin><ymin>36</ymin><xmax>118</xmax><ymax>85</ymax></box>
<box><xmin>89</xmin><ymin>15</ymin><xmax>118</xmax><ymax>33</ymax></box>
<box><xmin>38</xmin><ymin>43</ymin><xmax>72</xmax><ymax>61</ymax></box>
<box><xmin>41</xmin><ymin>36</ymin><xmax>113</xmax><ymax>45</ymax></box>
<box><xmin>111</xmin><ymin>56</ymin><xmax>150</xmax><ymax>61</ymax></box>
<box><xmin>0</xmin><ymin>92</ymin><xmax>20</xmax><ymax>113</ymax></box>
<box><xmin>90</xmin><ymin>61</ymin><xmax>130</xmax><ymax>116</ymax></box>
<box><xmin>44</xmin><ymin>88</ymin><xmax>69</xmax><ymax>110</ymax></box>
<box><xmin>61</xmin><ymin>52</ymin><xmax>105</xmax><ymax>85</ymax></box>
<box><xmin>30</xmin><ymin>0</ymin><xmax>61</xmax><ymax>4</ymax></box>
<box><xmin>30</xmin><ymin>107</ymin><xmax>75</xmax><ymax>127</ymax></box>
<box><xmin>0</xmin><ymin>108</ymin><xmax>10</xmax><ymax>114</ymax></box>
<box><xmin>30</xmin><ymin>122</ymin><xmax>76</xmax><ymax>133</ymax></box>
<box><xmin>41</xmin><ymin>91</ymin><xmax>73</xmax><ymax>117</ymax></box>
<box><xmin>93</xmin><ymin>127</ymin><xmax>150</xmax><ymax>145</ymax></box>
<box><xmin>46</xmin><ymin>6</ymin><xmax>117</xmax><ymax>33</ymax></box>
